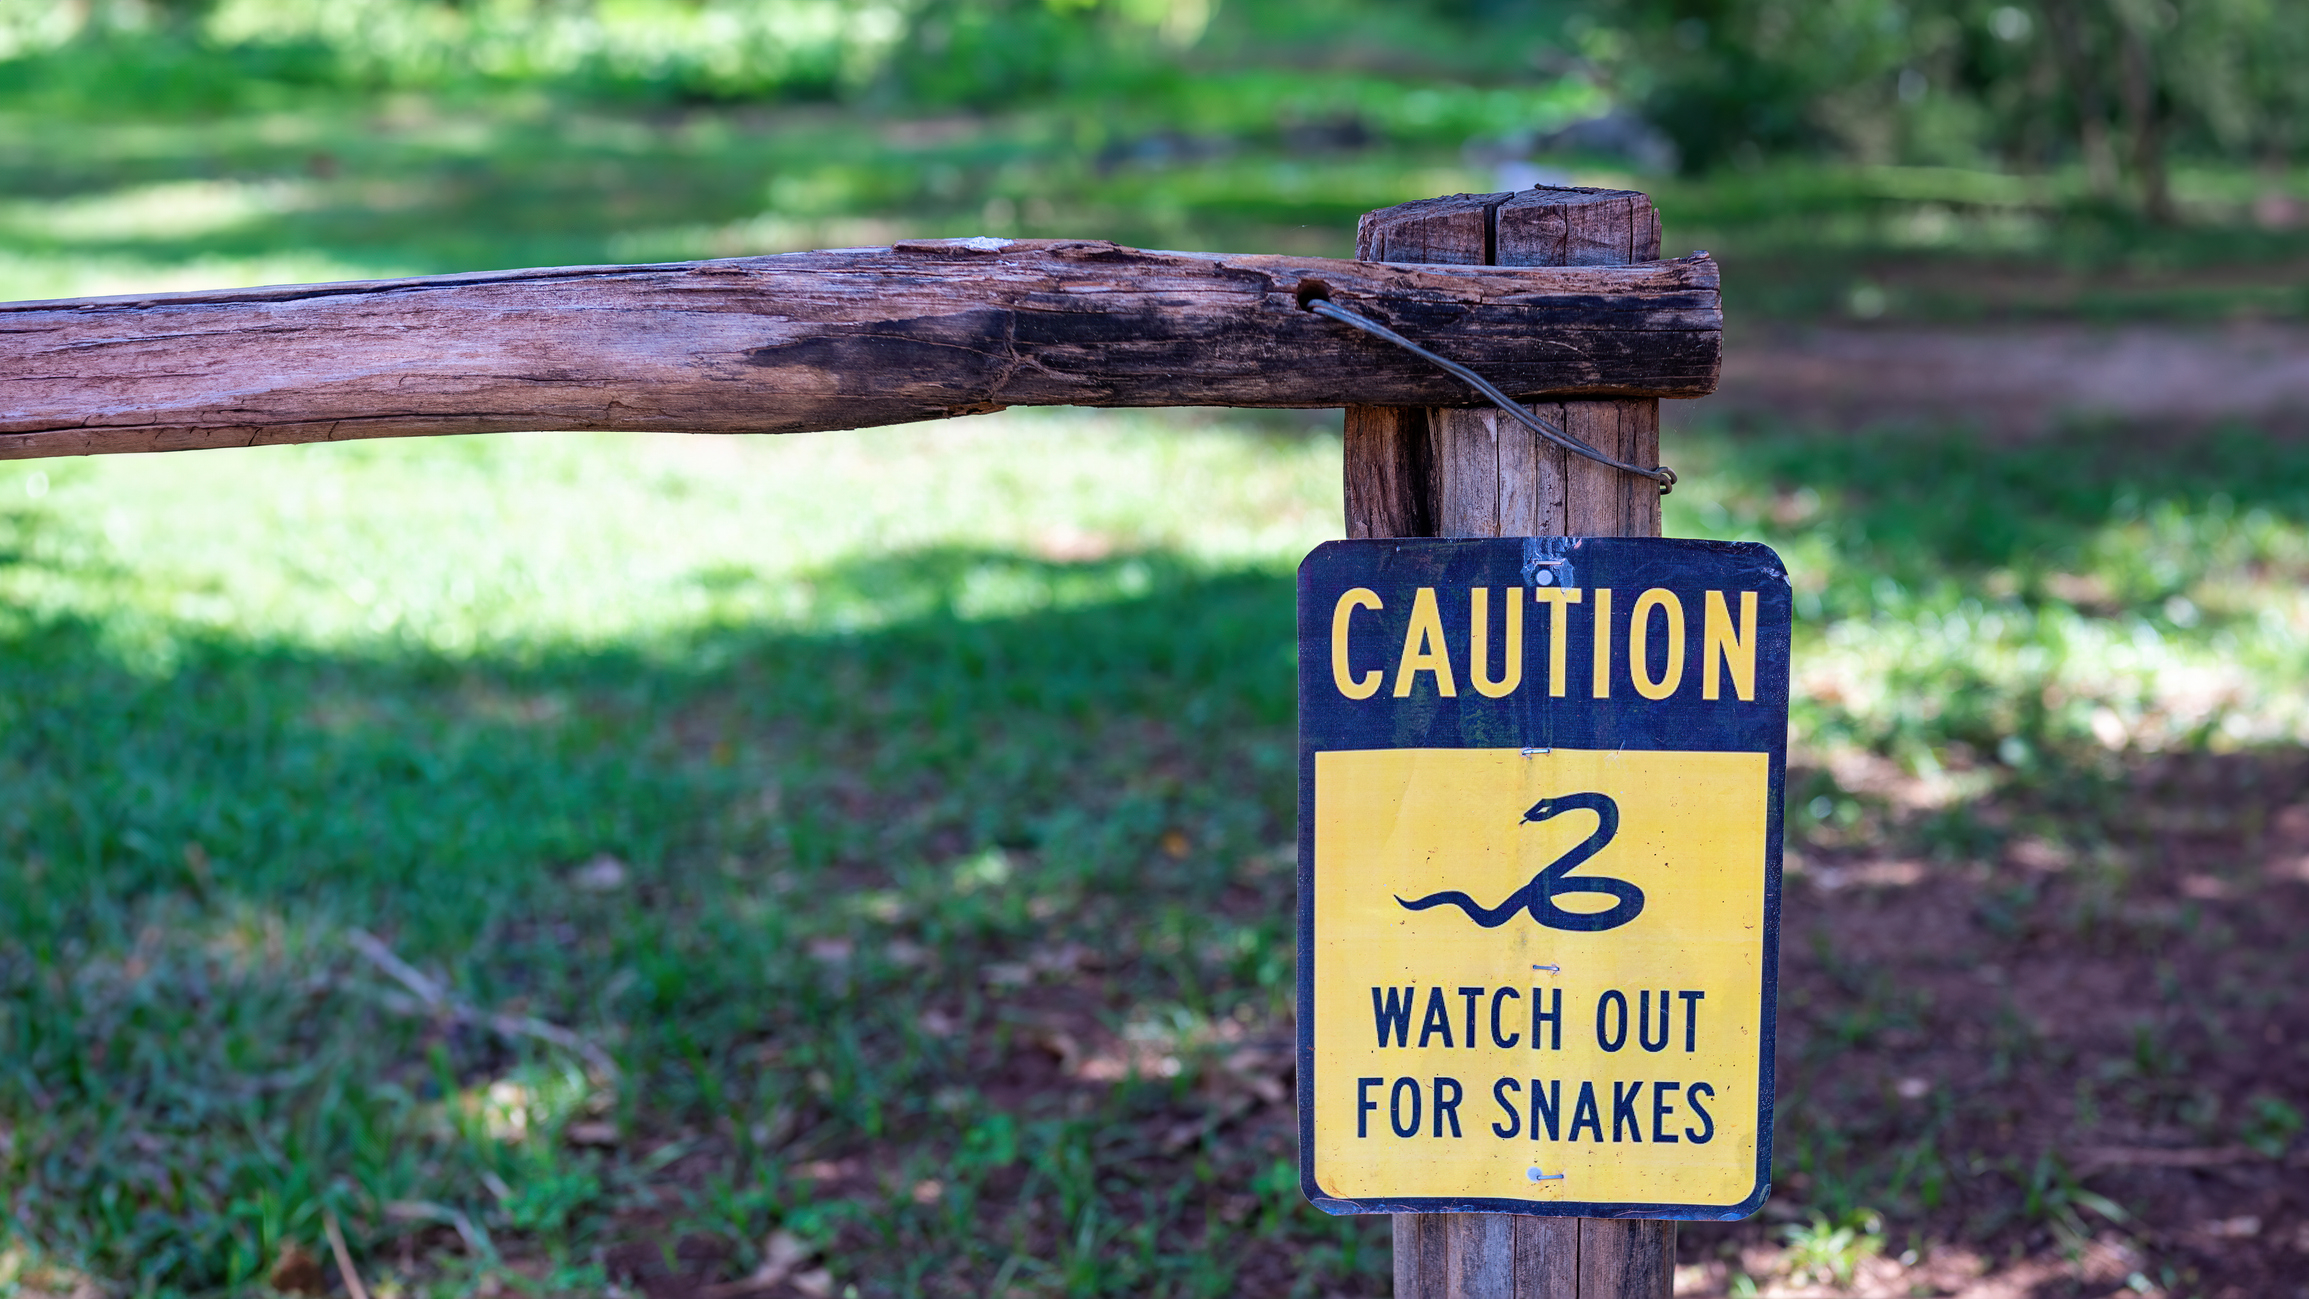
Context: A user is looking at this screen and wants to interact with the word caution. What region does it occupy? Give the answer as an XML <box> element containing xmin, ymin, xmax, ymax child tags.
<box><xmin>1329</xmin><ymin>585</ymin><xmax>1762</xmax><ymax>704</ymax></box>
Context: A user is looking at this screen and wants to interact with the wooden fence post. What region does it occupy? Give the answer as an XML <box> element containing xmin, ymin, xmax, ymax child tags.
<box><xmin>1346</xmin><ymin>187</ymin><xmax>1678</xmax><ymax>1299</ymax></box>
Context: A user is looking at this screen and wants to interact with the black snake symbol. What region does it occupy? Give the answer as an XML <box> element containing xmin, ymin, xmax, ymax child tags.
<box><xmin>1395</xmin><ymin>791</ymin><xmax>1645</xmax><ymax>931</ymax></box>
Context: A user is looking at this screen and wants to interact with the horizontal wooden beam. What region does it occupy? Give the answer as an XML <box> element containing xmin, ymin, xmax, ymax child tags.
<box><xmin>0</xmin><ymin>239</ymin><xmax>1719</xmax><ymax>461</ymax></box>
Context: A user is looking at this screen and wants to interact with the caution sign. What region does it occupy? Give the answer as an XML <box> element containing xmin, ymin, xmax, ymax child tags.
<box><xmin>1296</xmin><ymin>537</ymin><xmax>1789</xmax><ymax>1219</ymax></box>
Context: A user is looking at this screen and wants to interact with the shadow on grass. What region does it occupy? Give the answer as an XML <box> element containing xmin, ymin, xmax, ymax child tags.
<box><xmin>0</xmin><ymin>544</ymin><xmax>1342</xmax><ymax>1296</ymax></box>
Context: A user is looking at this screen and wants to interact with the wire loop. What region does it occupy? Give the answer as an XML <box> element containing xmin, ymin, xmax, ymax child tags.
<box><xmin>1304</xmin><ymin>296</ymin><xmax>1676</xmax><ymax>495</ymax></box>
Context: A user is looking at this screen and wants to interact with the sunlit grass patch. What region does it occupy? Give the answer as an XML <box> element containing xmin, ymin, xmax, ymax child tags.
<box><xmin>5</xmin><ymin>87</ymin><xmax>2303</xmax><ymax>323</ymax></box>
<box><xmin>0</xmin><ymin>247</ymin><xmax>410</xmax><ymax>302</ymax></box>
<box><xmin>0</xmin><ymin>410</ymin><xmax>1340</xmax><ymax>653</ymax></box>
<box><xmin>1665</xmin><ymin>419</ymin><xmax>2309</xmax><ymax>836</ymax></box>
<box><xmin>0</xmin><ymin>176</ymin><xmax>334</xmax><ymax>243</ymax></box>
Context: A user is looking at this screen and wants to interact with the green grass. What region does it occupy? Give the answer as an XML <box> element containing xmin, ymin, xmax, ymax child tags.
<box><xmin>1650</xmin><ymin>161</ymin><xmax>2309</xmax><ymax>325</ymax></box>
<box><xmin>1</xmin><ymin>407</ymin><xmax>2304</xmax><ymax>1294</ymax></box>
<box><xmin>1676</xmin><ymin>422</ymin><xmax>2309</xmax><ymax>789</ymax></box>
<box><xmin>5</xmin><ymin>85</ymin><xmax>2308</xmax><ymax>325</ymax></box>
<box><xmin>6</xmin><ymin>45</ymin><xmax>2309</xmax><ymax>1297</ymax></box>
<box><xmin>0</xmin><ymin>74</ymin><xmax>1580</xmax><ymax>303</ymax></box>
<box><xmin>0</xmin><ymin>414</ymin><xmax>1350</xmax><ymax>1296</ymax></box>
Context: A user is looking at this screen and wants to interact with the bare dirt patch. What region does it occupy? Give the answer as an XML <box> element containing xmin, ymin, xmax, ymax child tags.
<box><xmin>1702</xmin><ymin>325</ymin><xmax>2309</xmax><ymax>435</ymax></box>
<box><xmin>1676</xmin><ymin>752</ymin><xmax>2309</xmax><ymax>1298</ymax></box>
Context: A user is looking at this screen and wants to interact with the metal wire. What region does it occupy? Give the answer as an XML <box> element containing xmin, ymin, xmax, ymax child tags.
<box><xmin>1305</xmin><ymin>296</ymin><xmax>1677</xmax><ymax>495</ymax></box>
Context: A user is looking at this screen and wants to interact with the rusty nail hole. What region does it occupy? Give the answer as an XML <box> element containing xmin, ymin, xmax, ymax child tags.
<box><xmin>1295</xmin><ymin>278</ymin><xmax>1332</xmax><ymax>310</ymax></box>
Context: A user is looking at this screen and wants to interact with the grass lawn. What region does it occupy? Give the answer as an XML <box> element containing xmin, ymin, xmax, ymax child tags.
<box><xmin>5</xmin><ymin>88</ymin><xmax>2308</xmax><ymax>324</ymax></box>
<box><xmin>4</xmin><ymin>87</ymin><xmax>2309</xmax><ymax>1299</ymax></box>
<box><xmin>3</xmin><ymin>411</ymin><xmax>2304</xmax><ymax>1297</ymax></box>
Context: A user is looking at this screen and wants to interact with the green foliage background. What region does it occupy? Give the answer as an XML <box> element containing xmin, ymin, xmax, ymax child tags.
<box><xmin>6</xmin><ymin>0</ymin><xmax>2306</xmax><ymax>200</ymax></box>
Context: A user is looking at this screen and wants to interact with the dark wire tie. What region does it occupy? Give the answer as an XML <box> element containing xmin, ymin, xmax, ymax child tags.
<box><xmin>1304</xmin><ymin>296</ymin><xmax>1677</xmax><ymax>495</ymax></box>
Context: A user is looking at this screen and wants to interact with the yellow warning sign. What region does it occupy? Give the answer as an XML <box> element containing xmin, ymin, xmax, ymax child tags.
<box><xmin>1295</xmin><ymin>538</ymin><xmax>1789</xmax><ymax>1219</ymax></box>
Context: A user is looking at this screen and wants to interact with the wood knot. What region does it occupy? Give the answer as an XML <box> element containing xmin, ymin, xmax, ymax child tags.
<box><xmin>1044</xmin><ymin>240</ymin><xmax>1133</xmax><ymax>261</ymax></box>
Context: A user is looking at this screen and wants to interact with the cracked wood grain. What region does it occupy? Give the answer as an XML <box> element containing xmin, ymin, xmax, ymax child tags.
<box><xmin>0</xmin><ymin>238</ymin><xmax>1719</xmax><ymax>461</ymax></box>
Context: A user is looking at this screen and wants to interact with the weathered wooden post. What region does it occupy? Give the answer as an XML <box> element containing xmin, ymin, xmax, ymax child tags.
<box><xmin>1348</xmin><ymin>187</ymin><xmax>1676</xmax><ymax>1299</ymax></box>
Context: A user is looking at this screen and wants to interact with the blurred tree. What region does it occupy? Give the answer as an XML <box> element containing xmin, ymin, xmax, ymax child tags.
<box><xmin>2</xmin><ymin>0</ymin><xmax>2302</xmax><ymax>213</ymax></box>
<box><xmin>886</xmin><ymin>0</ymin><xmax>1120</xmax><ymax>107</ymax></box>
<box><xmin>1599</xmin><ymin>0</ymin><xmax>2305</xmax><ymax>214</ymax></box>
<box><xmin>1594</xmin><ymin>0</ymin><xmax>1913</xmax><ymax>171</ymax></box>
<box><xmin>1963</xmin><ymin>0</ymin><xmax>2309</xmax><ymax>220</ymax></box>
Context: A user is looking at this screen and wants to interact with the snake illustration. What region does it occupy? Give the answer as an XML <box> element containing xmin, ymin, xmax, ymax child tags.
<box><xmin>1395</xmin><ymin>791</ymin><xmax>1645</xmax><ymax>931</ymax></box>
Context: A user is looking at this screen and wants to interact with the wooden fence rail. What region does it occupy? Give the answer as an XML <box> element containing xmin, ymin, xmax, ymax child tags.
<box><xmin>1</xmin><ymin>239</ymin><xmax>1716</xmax><ymax>461</ymax></box>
